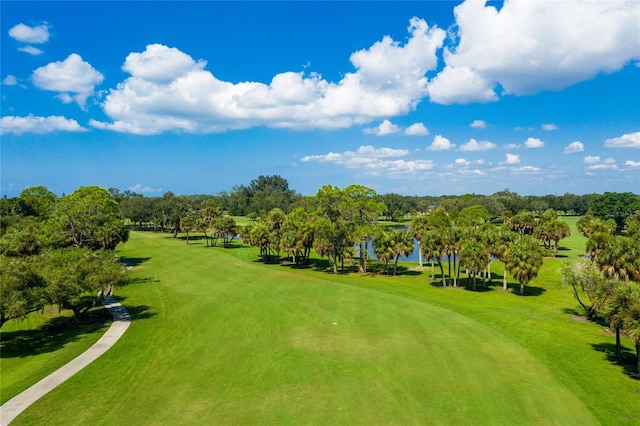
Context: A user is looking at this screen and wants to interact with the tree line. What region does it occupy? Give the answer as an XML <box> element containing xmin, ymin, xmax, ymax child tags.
<box><xmin>104</xmin><ymin>175</ymin><xmax>622</xmax><ymax>227</ymax></box>
<box><xmin>2</xmin><ymin>180</ymin><xmax>639</xmax><ymax>372</ymax></box>
<box><xmin>1</xmin><ymin>186</ymin><xmax>129</xmax><ymax>327</ymax></box>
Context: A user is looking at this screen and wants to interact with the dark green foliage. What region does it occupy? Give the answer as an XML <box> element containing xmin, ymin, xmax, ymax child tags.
<box><xmin>590</xmin><ymin>192</ymin><xmax>640</xmax><ymax>233</ymax></box>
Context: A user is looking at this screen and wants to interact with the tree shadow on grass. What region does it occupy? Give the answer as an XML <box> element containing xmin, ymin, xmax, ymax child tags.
<box><xmin>0</xmin><ymin>308</ymin><xmax>111</xmax><ymax>359</ymax></box>
<box><xmin>120</xmin><ymin>256</ymin><xmax>151</xmax><ymax>267</ymax></box>
<box><xmin>126</xmin><ymin>276</ymin><xmax>160</xmax><ymax>286</ymax></box>
<box><xmin>591</xmin><ymin>342</ymin><xmax>639</xmax><ymax>380</ymax></box>
<box><xmin>1</xmin><ymin>301</ymin><xmax>156</xmax><ymax>359</ymax></box>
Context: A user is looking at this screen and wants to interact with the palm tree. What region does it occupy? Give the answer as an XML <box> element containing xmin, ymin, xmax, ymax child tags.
<box><xmin>505</xmin><ymin>235</ymin><xmax>544</xmax><ymax>295</ymax></box>
<box><xmin>459</xmin><ymin>239</ymin><xmax>490</xmax><ymax>290</ymax></box>
<box><xmin>602</xmin><ymin>281</ymin><xmax>639</xmax><ymax>363</ymax></box>
<box><xmin>389</xmin><ymin>228</ymin><xmax>415</xmax><ymax>276</ymax></box>
<box><xmin>597</xmin><ymin>235</ymin><xmax>640</xmax><ymax>282</ymax></box>
<box><xmin>421</xmin><ymin>230</ymin><xmax>445</xmax><ymax>285</ymax></box>
<box><xmin>493</xmin><ymin>227</ymin><xmax>517</xmax><ymax>291</ymax></box>
<box><xmin>409</xmin><ymin>214</ymin><xmax>429</xmax><ymax>269</ymax></box>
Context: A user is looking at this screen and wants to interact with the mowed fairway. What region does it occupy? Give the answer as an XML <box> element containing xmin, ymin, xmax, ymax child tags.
<box><xmin>7</xmin><ymin>230</ymin><xmax>639</xmax><ymax>424</ymax></box>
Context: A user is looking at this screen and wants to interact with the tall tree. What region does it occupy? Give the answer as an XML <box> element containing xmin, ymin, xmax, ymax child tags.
<box><xmin>409</xmin><ymin>214</ymin><xmax>430</xmax><ymax>269</ymax></box>
<box><xmin>54</xmin><ymin>186</ymin><xmax>128</xmax><ymax>250</ymax></box>
<box><xmin>343</xmin><ymin>185</ymin><xmax>385</xmax><ymax>273</ymax></box>
<box><xmin>505</xmin><ymin>235</ymin><xmax>544</xmax><ymax>295</ymax></box>
<box><xmin>459</xmin><ymin>239</ymin><xmax>490</xmax><ymax>290</ymax></box>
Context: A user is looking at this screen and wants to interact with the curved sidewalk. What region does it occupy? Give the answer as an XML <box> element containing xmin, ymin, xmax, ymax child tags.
<box><xmin>0</xmin><ymin>296</ymin><xmax>130</xmax><ymax>426</ymax></box>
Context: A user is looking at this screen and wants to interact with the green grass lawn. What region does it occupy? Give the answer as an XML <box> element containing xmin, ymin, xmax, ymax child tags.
<box><xmin>4</xmin><ymin>223</ymin><xmax>640</xmax><ymax>424</ymax></box>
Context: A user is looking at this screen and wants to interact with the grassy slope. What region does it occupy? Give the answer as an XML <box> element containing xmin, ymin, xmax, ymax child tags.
<box><xmin>6</xmin><ymin>217</ymin><xmax>640</xmax><ymax>424</ymax></box>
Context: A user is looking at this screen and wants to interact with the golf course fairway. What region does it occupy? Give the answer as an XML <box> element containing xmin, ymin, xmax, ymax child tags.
<box><xmin>5</xmin><ymin>230</ymin><xmax>640</xmax><ymax>424</ymax></box>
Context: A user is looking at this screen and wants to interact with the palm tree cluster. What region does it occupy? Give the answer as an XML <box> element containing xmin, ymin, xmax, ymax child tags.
<box><xmin>564</xmin><ymin>210</ymin><xmax>640</xmax><ymax>373</ymax></box>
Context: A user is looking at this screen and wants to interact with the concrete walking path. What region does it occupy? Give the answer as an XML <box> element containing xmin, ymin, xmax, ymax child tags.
<box><xmin>0</xmin><ymin>296</ymin><xmax>130</xmax><ymax>426</ymax></box>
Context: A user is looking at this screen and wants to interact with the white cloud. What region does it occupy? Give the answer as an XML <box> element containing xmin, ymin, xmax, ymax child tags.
<box><xmin>95</xmin><ymin>19</ymin><xmax>446</xmax><ymax>134</ymax></box>
<box><xmin>2</xmin><ymin>75</ymin><xmax>18</xmax><ymax>86</ymax></box>
<box><xmin>512</xmin><ymin>166</ymin><xmax>540</xmax><ymax>174</ymax></box>
<box><xmin>427</xmin><ymin>134</ymin><xmax>455</xmax><ymax>151</ymax></box>
<box><xmin>32</xmin><ymin>54</ymin><xmax>104</xmax><ymax>108</ymax></box>
<box><xmin>584</xmin><ymin>156</ymin><xmax>600</xmax><ymax>164</ymax></box>
<box><xmin>604</xmin><ymin>131</ymin><xmax>640</xmax><ymax>148</ymax></box>
<box><xmin>505</xmin><ymin>153</ymin><xmax>520</xmax><ymax>164</ymax></box>
<box><xmin>128</xmin><ymin>183</ymin><xmax>162</xmax><ymax>194</ymax></box>
<box><xmin>503</xmin><ymin>143</ymin><xmax>519</xmax><ymax>149</ymax></box>
<box><xmin>470</xmin><ymin>119</ymin><xmax>487</xmax><ymax>129</ymax></box>
<box><xmin>603</xmin><ymin>157</ymin><xmax>616</xmax><ymax>164</ymax></box>
<box><xmin>454</xmin><ymin>158</ymin><xmax>484</xmax><ymax>167</ymax></box>
<box><xmin>542</xmin><ymin>123</ymin><xmax>558</xmax><ymax>131</ymax></box>
<box><xmin>460</xmin><ymin>138</ymin><xmax>496</xmax><ymax>151</ymax></box>
<box><xmin>8</xmin><ymin>23</ymin><xmax>50</xmax><ymax>44</ymax></box>
<box><xmin>18</xmin><ymin>46</ymin><xmax>44</xmax><ymax>56</ymax></box>
<box><xmin>122</xmin><ymin>44</ymin><xmax>207</xmax><ymax>83</ymax></box>
<box><xmin>363</xmin><ymin>119</ymin><xmax>401</xmax><ymax>136</ymax></box>
<box><xmin>427</xmin><ymin>65</ymin><xmax>497</xmax><ymax>104</ymax></box>
<box><xmin>563</xmin><ymin>141</ymin><xmax>584</xmax><ymax>154</ymax></box>
<box><xmin>625</xmin><ymin>160</ymin><xmax>640</xmax><ymax>168</ymax></box>
<box><xmin>404</xmin><ymin>122</ymin><xmax>429</xmax><ymax>136</ymax></box>
<box><xmin>524</xmin><ymin>137</ymin><xmax>545</xmax><ymax>149</ymax></box>
<box><xmin>0</xmin><ymin>115</ymin><xmax>87</xmax><ymax>135</ymax></box>
<box><xmin>589</xmin><ymin>163</ymin><xmax>618</xmax><ymax>171</ymax></box>
<box><xmin>428</xmin><ymin>0</ymin><xmax>640</xmax><ymax>104</ymax></box>
<box><xmin>301</xmin><ymin>145</ymin><xmax>432</xmax><ymax>176</ymax></box>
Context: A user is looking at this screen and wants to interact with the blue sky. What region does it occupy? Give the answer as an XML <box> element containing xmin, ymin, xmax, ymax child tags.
<box><xmin>2</xmin><ymin>1</ymin><xmax>639</xmax><ymax>198</ymax></box>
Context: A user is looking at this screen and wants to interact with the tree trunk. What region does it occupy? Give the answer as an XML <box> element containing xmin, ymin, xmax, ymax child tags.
<box><xmin>431</xmin><ymin>259</ymin><xmax>435</xmax><ymax>280</ymax></box>
<box><xmin>393</xmin><ymin>255</ymin><xmax>400</xmax><ymax>276</ymax></box>
<box><xmin>487</xmin><ymin>261</ymin><xmax>492</xmax><ymax>283</ymax></box>
<box><xmin>503</xmin><ymin>267</ymin><xmax>508</xmax><ymax>290</ymax></box>
<box><xmin>520</xmin><ymin>283</ymin><xmax>524</xmax><ymax>295</ymax></box>
<box><xmin>359</xmin><ymin>242</ymin><xmax>365</xmax><ymax>273</ymax></box>
<box><xmin>418</xmin><ymin>244</ymin><xmax>423</xmax><ymax>269</ymax></box>
<box><xmin>438</xmin><ymin>261</ymin><xmax>446</xmax><ymax>287</ymax></box>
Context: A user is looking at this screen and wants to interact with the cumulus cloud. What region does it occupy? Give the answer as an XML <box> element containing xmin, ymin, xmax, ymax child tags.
<box><xmin>0</xmin><ymin>115</ymin><xmax>87</xmax><ymax>135</ymax></box>
<box><xmin>363</xmin><ymin>119</ymin><xmax>401</xmax><ymax>136</ymax></box>
<box><xmin>460</xmin><ymin>138</ymin><xmax>496</xmax><ymax>151</ymax></box>
<box><xmin>524</xmin><ymin>137</ymin><xmax>545</xmax><ymax>149</ymax></box>
<box><xmin>32</xmin><ymin>54</ymin><xmax>104</xmax><ymax>108</ymax></box>
<box><xmin>427</xmin><ymin>134</ymin><xmax>455</xmax><ymax>151</ymax></box>
<box><xmin>542</xmin><ymin>123</ymin><xmax>558</xmax><ymax>131</ymax></box>
<box><xmin>604</xmin><ymin>131</ymin><xmax>640</xmax><ymax>148</ymax></box>
<box><xmin>470</xmin><ymin>119</ymin><xmax>487</xmax><ymax>129</ymax></box>
<box><xmin>505</xmin><ymin>153</ymin><xmax>520</xmax><ymax>164</ymax></box>
<box><xmin>404</xmin><ymin>122</ymin><xmax>429</xmax><ymax>136</ymax></box>
<box><xmin>301</xmin><ymin>145</ymin><xmax>432</xmax><ymax>176</ymax></box>
<box><xmin>8</xmin><ymin>23</ymin><xmax>50</xmax><ymax>43</ymax></box>
<box><xmin>427</xmin><ymin>0</ymin><xmax>640</xmax><ymax>104</ymax></box>
<box><xmin>625</xmin><ymin>160</ymin><xmax>640</xmax><ymax>168</ymax></box>
<box><xmin>584</xmin><ymin>156</ymin><xmax>600</xmax><ymax>164</ymax></box>
<box><xmin>563</xmin><ymin>141</ymin><xmax>585</xmax><ymax>154</ymax></box>
<box><xmin>93</xmin><ymin>19</ymin><xmax>446</xmax><ymax>135</ymax></box>
<box><xmin>2</xmin><ymin>75</ymin><xmax>18</xmax><ymax>86</ymax></box>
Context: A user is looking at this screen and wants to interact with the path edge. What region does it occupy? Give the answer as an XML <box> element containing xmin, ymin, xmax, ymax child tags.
<box><xmin>0</xmin><ymin>296</ymin><xmax>130</xmax><ymax>426</ymax></box>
